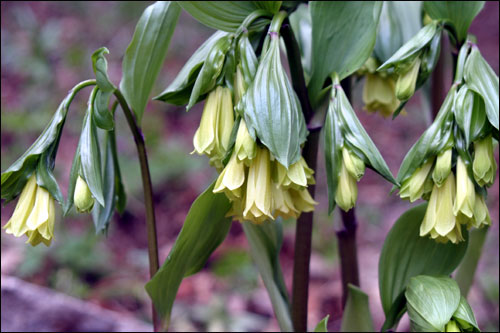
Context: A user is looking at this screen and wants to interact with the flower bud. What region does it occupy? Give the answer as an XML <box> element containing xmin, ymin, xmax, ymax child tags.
<box><xmin>234</xmin><ymin>119</ymin><xmax>256</xmax><ymax>164</ymax></box>
<box><xmin>74</xmin><ymin>175</ymin><xmax>95</xmax><ymax>213</ymax></box>
<box><xmin>453</xmin><ymin>157</ymin><xmax>476</xmax><ymax>219</ymax></box>
<box><xmin>399</xmin><ymin>157</ymin><xmax>434</xmax><ymax>202</ymax></box>
<box><xmin>362</xmin><ymin>73</ymin><xmax>399</xmax><ymax>117</ymax></box>
<box><xmin>234</xmin><ymin>66</ymin><xmax>246</xmax><ymax>104</ymax></box>
<box><xmin>471</xmin><ymin>192</ymin><xmax>491</xmax><ymax>229</ymax></box>
<box><xmin>445</xmin><ymin>320</ymin><xmax>460</xmax><ymax>332</ymax></box>
<box><xmin>342</xmin><ymin>147</ymin><xmax>365</xmax><ymax>181</ymax></box>
<box><xmin>473</xmin><ymin>135</ymin><xmax>497</xmax><ymax>187</ymax></box>
<box><xmin>335</xmin><ymin>158</ymin><xmax>358</xmax><ymax>212</ymax></box>
<box><xmin>432</xmin><ymin>148</ymin><xmax>452</xmax><ymax>187</ymax></box>
<box><xmin>395</xmin><ymin>57</ymin><xmax>421</xmax><ymax>101</ymax></box>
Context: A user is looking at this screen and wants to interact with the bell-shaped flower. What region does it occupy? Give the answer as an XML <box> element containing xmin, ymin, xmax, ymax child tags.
<box><xmin>234</xmin><ymin>119</ymin><xmax>256</xmax><ymax>164</ymax></box>
<box><xmin>470</xmin><ymin>192</ymin><xmax>491</xmax><ymax>229</ymax></box>
<box><xmin>289</xmin><ymin>188</ymin><xmax>317</xmax><ymax>214</ymax></box>
<box><xmin>272</xmin><ymin>184</ymin><xmax>299</xmax><ymax>219</ymax></box>
<box><xmin>395</xmin><ymin>57</ymin><xmax>421</xmax><ymax>101</ymax></box>
<box><xmin>342</xmin><ymin>147</ymin><xmax>365</xmax><ymax>181</ymax></box>
<box><xmin>362</xmin><ymin>73</ymin><xmax>399</xmax><ymax>117</ymax></box>
<box><xmin>213</xmin><ymin>152</ymin><xmax>246</xmax><ymax>201</ymax></box>
<box><xmin>3</xmin><ymin>173</ymin><xmax>55</xmax><ymax>246</ymax></box>
<box><xmin>432</xmin><ymin>148</ymin><xmax>452</xmax><ymax>187</ymax></box>
<box><xmin>335</xmin><ymin>157</ymin><xmax>358</xmax><ymax>212</ymax></box>
<box><xmin>399</xmin><ymin>157</ymin><xmax>434</xmax><ymax>202</ymax></box>
<box><xmin>243</xmin><ymin>147</ymin><xmax>274</xmax><ymax>224</ymax></box>
<box><xmin>74</xmin><ymin>175</ymin><xmax>94</xmax><ymax>213</ymax></box>
<box><xmin>420</xmin><ymin>173</ymin><xmax>458</xmax><ymax>242</ymax></box>
<box><xmin>473</xmin><ymin>135</ymin><xmax>497</xmax><ymax>187</ymax></box>
<box><xmin>453</xmin><ymin>157</ymin><xmax>476</xmax><ymax>219</ymax></box>
<box><xmin>275</xmin><ymin>156</ymin><xmax>315</xmax><ymax>190</ymax></box>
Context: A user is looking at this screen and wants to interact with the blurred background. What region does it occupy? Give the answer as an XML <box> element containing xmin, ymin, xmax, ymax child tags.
<box><xmin>1</xmin><ymin>2</ymin><xmax>498</xmax><ymax>332</ymax></box>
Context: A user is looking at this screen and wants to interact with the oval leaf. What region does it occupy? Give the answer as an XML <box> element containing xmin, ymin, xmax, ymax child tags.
<box><xmin>120</xmin><ymin>1</ymin><xmax>181</xmax><ymax>124</ymax></box>
<box><xmin>452</xmin><ymin>296</ymin><xmax>480</xmax><ymax>332</ymax></box>
<box><xmin>341</xmin><ymin>284</ymin><xmax>375</xmax><ymax>332</ymax></box>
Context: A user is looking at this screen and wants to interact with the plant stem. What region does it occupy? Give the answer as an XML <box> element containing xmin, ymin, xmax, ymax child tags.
<box><xmin>282</xmin><ymin>21</ymin><xmax>318</xmax><ymax>332</ymax></box>
<box><xmin>114</xmin><ymin>89</ymin><xmax>160</xmax><ymax>331</ymax></box>
<box><xmin>337</xmin><ymin>77</ymin><xmax>361</xmax><ymax>308</ymax></box>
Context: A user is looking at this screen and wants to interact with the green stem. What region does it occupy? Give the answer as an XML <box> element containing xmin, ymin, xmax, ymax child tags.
<box><xmin>113</xmin><ymin>89</ymin><xmax>160</xmax><ymax>331</ymax></box>
<box><xmin>281</xmin><ymin>20</ymin><xmax>317</xmax><ymax>332</ymax></box>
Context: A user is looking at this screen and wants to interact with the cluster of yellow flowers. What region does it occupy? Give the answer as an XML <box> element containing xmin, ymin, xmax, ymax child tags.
<box><xmin>3</xmin><ymin>174</ymin><xmax>55</xmax><ymax>246</ymax></box>
<box><xmin>399</xmin><ymin>135</ymin><xmax>496</xmax><ymax>243</ymax></box>
<box><xmin>192</xmin><ymin>70</ymin><xmax>317</xmax><ymax>224</ymax></box>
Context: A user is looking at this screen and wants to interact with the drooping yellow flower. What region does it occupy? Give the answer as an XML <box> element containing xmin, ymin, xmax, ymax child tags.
<box><xmin>469</xmin><ymin>192</ymin><xmax>491</xmax><ymax>229</ymax></box>
<box><xmin>432</xmin><ymin>148</ymin><xmax>452</xmax><ymax>187</ymax></box>
<box><xmin>74</xmin><ymin>175</ymin><xmax>94</xmax><ymax>213</ymax></box>
<box><xmin>234</xmin><ymin>119</ymin><xmax>256</xmax><ymax>164</ymax></box>
<box><xmin>3</xmin><ymin>173</ymin><xmax>55</xmax><ymax>246</ymax></box>
<box><xmin>275</xmin><ymin>156</ymin><xmax>315</xmax><ymax>190</ymax></box>
<box><xmin>420</xmin><ymin>173</ymin><xmax>459</xmax><ymax>243</ymax></box>
<box><xmin>243</xmin><ymin>147</ymin><xmax>274</xmax><ymax>224</ymax></box>
<box><xmin>473</xmin><ymin>135</ymin><xmax>497</xmax><ymax>187</ymax></box>
<box><xmin>342</xmin><ymin>147</ymin><xmax>365</xmax><ymax>181</ymax></box>
<box><xmin>335</xmin><ymin>157</ymin><xmax>358</xmax><ymax>212</ymax></box>
<box><xmin>272</xmin><ymin>184</ymin><xmax>299</xmax><ymax>219</ymax></box>
<box><xmin>453</xmin><ymin>157</ymin><xmax>476</xmax><ymax>219</ymax></box>
<box><xmin>362</xmin><ymin>73</ymin><xmax>400</xmax><ymax>117</ymax></box>
<box><xmin>213</xmin><ymin>151</ymin><xmax>246</xmax><ymax>200</ymax></box>
<box><xmin>399</xmin><ymin>157</ymin><xmax>435</xmax><ymax>202</ymax></box>
<box><xmin>234</xmin><ymin>66</ymin><xmax>246</xmax><ymax>104</ymax></box>
<box><xmin>289</xmin><ymin>188</ymin><xmax>317</xmax><ymax>214</ymax></box>
<box><xmin>444</xmin><ymin>320</ymin><xmax>461</xmax><ymax>332</ymax></box>
<box><xmin>395</xmin><ymin>57</ymin><xmax>421</xmax><ymax>101</ymax></box>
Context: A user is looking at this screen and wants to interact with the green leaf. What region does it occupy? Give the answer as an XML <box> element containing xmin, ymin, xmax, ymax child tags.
<box><xmin>145</xmin><ymin>182</ymin><xmax>232</xmax><ymax>328</ymax></box>
<box><xmin>396</xmin><ymin>86</ymin><xmax>456</xmax><ymax>187</ymax></box>
<box><xmin>178</xmin><ymin>1</ymin><xmax>269</xmax><ymax>32</ymax></box>
<box><xmin>242</xmin><ymin>220</ymin><xmax>292</xmax><ymax>332</ymax></box>
<box><xmin>405</xmin><ymin>275</ymin><xmax>461</xmax><ymax>332</ymax></box>
<box><xmin>110</xmin><ymin>126</ymin><xmax>127</xmax><ymax>214</ymax></box>
<box><xmin>314</xmin><ymin>315</ymin><xmax>330</xmax><ymax>332</ymax></box>
<box><xmin>452</xmin><ymin>296</ymin><xmax>480</xmax><ymax>332</ymax></box>
<box><xmin>253</xmin><ymin>1</ymin><xmax>282</xmax><ymax>14</ymax></box>
<box><xmin>1</xmin><ymin>81</ymin><xmax>88</xmax><ymax>203</ymax></box>
<box><xmin>92</xmin><ymin>131</ymin><xmax>117</xmax><ymax>233</ymax></box>
<box><xmin>464</xmin><ymin>46</ymin><xmax>499</xmax><ymax>131</ymax></box>
<box><xmin>336</xmin><ymin>86</ymin><xmax>397</xmax><ymax>186</ymax></box>
<box><xmin>309</xmin><ymin>2</ymin><xmax>382</xmax><ymax>106</ymax></box>
<box><xmin>80</xmin><ymin>102</ymin><xmax>104</xmax><ymax>207</ymax></box>
<box><xmin>155</xmin><ymin>31</ymin><xmax>228</xmax><ymax>105</ymax></box>
<box><xmin>63</xmin><ymin>142</ymin><xmax>81</xmax><ymax>216</ymax></box>
<box><xmin>341</xmin><ymin>284</ymin><xmax>375</xmax><ymax>332</ymax></box>
<box><xmin>379</xmin><ymin>204</ymin><xmax>468</xmax><ymax>328</ymax></box>
<box><xmin>424</xmin><ymin>1</ymin><xmax>484</xmax><ymax>42</ymax></box>
<box><xmin>378</xmin><ymin>22</ymin><xmax>439</xmax><ymax>71</ymax></box>
<box><xmin>93</xmin><ymin>89</ymin><xmax>114</xmax><ymax>130</ymax></box>
<box><xmin>289</xmin><ymin>4</ymin><xmax>312</xmax><ymax>84</ymax></box>
<box><xmin>91</xmin><ymin>47</ymin><xmax>116</xmax><ymax>92</ymax></box>
<box><xmin>453</xmin><ymin>85</ymin><xmax>487</xmax><ymax>147</ymax></box>
<box><xmin>36</xmin><ymin>146</ymin><xmax>63</xmax><ymax>204</ymax></box>
<box><xmin>239</xmin><ymin>36</ymin><xmax>307</xmax><ymax>167</ymax></box>
<box><xmin>237</xmin><ymin>33</ymin><xmax>258</xmax><ymax>87</ymax></box>
<box><xmin>186</xmin><ymin>34</ymin><xmax>232</xmax><ymax>110</ymax></box>
<box><xmin>120</xmin><ymin>1</ymin><xmax>181</xmax><ymax>124</ymax></box>
<box><xmin>374</xmin><ymin>2</ymin><xmax>423</xmax><ymax>63</ymax></box>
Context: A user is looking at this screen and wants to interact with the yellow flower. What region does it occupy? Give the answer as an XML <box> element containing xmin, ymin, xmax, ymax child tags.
<box><xmin>3</xmin><ymin>173</ymin><xmax>55</xmax><ymax>247</ymax></box>
<box><xmin>473</xmin><ymin>135</ymin><xmax>497</xmax><ymax>187</ymax></box>
<box><xmin>234</xmin><ymin>66</ymin><xmax>246</xmax><ymax>104</ymax></box>
<box><xmin>213</xmin><ymin>151</ymin><xmax>246</xmax><ymax>200</ymax></box>
<box><xmin>432</xmin><ymin>148</ymin><xmax>452</xmax><ymax>187</ymax></box>
<box><xmin>445</xmin><ymin>320</ymin><xmax>460</xmax><ymax>332</ymax></box>
<box><xmin>74</xmin><ymin>175</ymin><xmax>94</xmax><ymax>213</ymax></box>
<box><xmin>362</xmin><ymin>73</ymin><xmax>400</xmax><ymax>117</ymax></box>
<box><xmin>243</xmin><ymin>147</ymin><xmax>274</xmax><ymax>224</ymax></box>
<box><xmin>342</xmin><ymin>147</ymin><xmax>365</xmax><ymax>181</ymax></box>
<box><xmin>453</xmin><ymin>157</ymin><xmax>476</xmax><ymax>219</ymax></box>
<box><xmin>395</xmin><ymin>57</ymin><xmax>421</xmax><ymax>101</ymax></box>
<box><xmin>192</xmin><ymin>86</ymin><xmax>234</xmax><ymax>168</ymax></box>
<box><xmin>234</xmin><ymin>119</ymin><xmax>256</xmax><ymax>164</ymax></box>
<box><xmin>399</xmin><ymin>157</ymin><xmax>435</xmax><ymax>202</ymax></box>
<box><xmin>272</xmin><ymin>184</ymin><xmax>299</xmax><ymax>219</ymax></box>
<box><xmin>289</xmin><ymin>188</ymin><xmax>317</xmax><ymax>214</ymax></box>
<box><xmin>335</xmin><ymin>157</ymin><xmax>358</xmax><ymax>212</ymax></box>
<box><xmin>470</xmin><ymin>192</ymin><xmax>491</xmax><ymax>229</ymax></box>
<box><xmin>420</xmin><ymin>173</ymin><xmax>460</xmax><ymax>243</ymax></box>
<box><xmin>275</xmin><ymin>156</ymin><xmax>315</xmax><ymax>190</ymax></box>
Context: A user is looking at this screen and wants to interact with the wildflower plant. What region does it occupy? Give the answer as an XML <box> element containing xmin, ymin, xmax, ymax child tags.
<box><xmin>1</xmin><ymin>1</ymin><xmax>497</xmax><ymax>332</ymax></box>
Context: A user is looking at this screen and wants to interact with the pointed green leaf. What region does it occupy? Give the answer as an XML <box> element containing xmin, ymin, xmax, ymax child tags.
<box><xmin>178</xmin><ymin>1</ymin><xmax>269</xmax><ymax>32</ymax></box>
<box><xmin>237</xmin><ymin>33</ymin><xmax>258</xmax><ymax>87</ymax></box>
<box><xmin>309</xmin><ymin>2</ymin><xmax>382</xmax><ymax>106</ymax></box>
<box><xmin>452</xmin><ymin>296</ymin><xmax>480</xmax><ymax>332</ymax></box>
<box><xmin>145</xmin><ymin>182</ymin><xmax>232</xmax><ymax>328</ymax></box>
<box><xmin>424</xmin><ymin>1</ymin><xmax>484</xmax><ymax>42</ymax></box>
<box><xmin>405</xmin><ymin>276</ymin><xmax>461</xmax><ymax>332</ymax></box>
<box><xmin>453</xmin><ymin>85</ymin><xmax>487</xmax><ymax>147</ymax></box>
<box><xmin>110</xmin><ymin>126</ymin><xmax>127</xmax><ymax>214</ymax></box>
<box><xmin>341</xmin><ymin>284</ymin><xmax>375</xmax><ymax>332</ymax></box>
<box><xmin>120</xmin><ymin>1</ymin><xmax>181</xmax><ymax>124</ymax></box>
<box><xmin>155</xmin><ymin>31</ymin><xmax>228</xmax><ymax>105</ymax></box>
<box><xmin>464</xmin><ymin>46</ymin><xmax>499</xmax><ymax>131</ymax></box>
<box><xmin>379</xmin><ymin>204</ymin><xmax>468</xmax><ymax>327</ymax></box>
<box><xmin>93</xmin><ymin>89</ymin><xmax>114</xmax><ymax>130</ymax></box>
<box><xmin>242</xmin><ymin>220</ymin><xmax>292</xmax><ymax>332</ymax></box>
<box><xmin>239</xmin><ymin>36</ymin><xmax>307</xmax><ymax>167</ymax></box>
<box><xmin>91</xmin><ymin>47</ymin><xmax>115</xmax><ymax>92</ymax></box>
<box><xmin>36</xmin><ymin>146</ymin><xmax>63</xmax><ymax>204</ymax></box>
<box><xmin>289</xmin><ymin>4</ymin><xmax>312</xmax><ymax>83</ymax></box>
<box><xmin>253</xmin><ymin>1</ymin><xmax>282</xmax><ymax>14</ymax></box>
<box><xmin>63</xmin><ymin>142</ymin><xmax>81</xmax><ymax>216</ymax></box>
<box><xmin>314</xmin><ymin>315</ymin><xmax>330</xmax><ymax>332</ymax></box>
